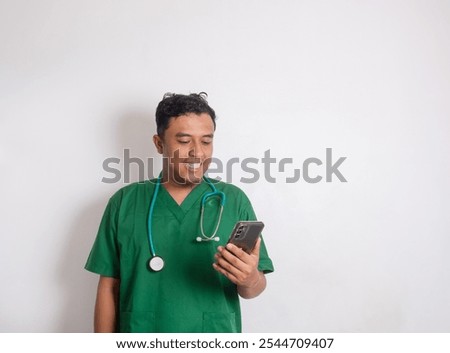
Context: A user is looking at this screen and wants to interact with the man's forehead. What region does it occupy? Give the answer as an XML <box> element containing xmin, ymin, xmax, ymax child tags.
<box><xmin>166</xmin><ymin>113</ymin><xmax>215</xmax><ymax>132</ymax></box>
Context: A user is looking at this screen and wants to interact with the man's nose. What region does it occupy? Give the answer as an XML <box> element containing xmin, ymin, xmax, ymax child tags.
<box><xmin>188</xmin><ymin>141</ymin><xmax>205</xmax><ymax>159</ymax></box>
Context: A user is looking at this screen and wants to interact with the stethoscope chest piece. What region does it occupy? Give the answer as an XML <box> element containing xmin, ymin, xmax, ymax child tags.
<box><xmin>149</xmin><ymin>256</ymin><xmax>165</xmax><ymax>272</ymax></box>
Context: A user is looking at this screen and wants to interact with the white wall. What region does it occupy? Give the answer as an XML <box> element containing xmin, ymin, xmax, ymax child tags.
<box><xmin>1</xmin><ymin>0</ymin><xmax>449</xmax><ymax>332</ymax></box>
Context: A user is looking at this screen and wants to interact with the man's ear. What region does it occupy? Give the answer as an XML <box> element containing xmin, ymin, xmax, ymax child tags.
<box><xmin>153</xmin><ymin>134</ymin><xmax>164</xmax><ymax>154</ymax></box>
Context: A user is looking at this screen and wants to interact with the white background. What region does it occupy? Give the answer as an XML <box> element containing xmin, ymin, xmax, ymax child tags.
<box><xmin>1</xmin><ymin>0</ymin><xmax>449</xmax><ymax>332</ymax></box>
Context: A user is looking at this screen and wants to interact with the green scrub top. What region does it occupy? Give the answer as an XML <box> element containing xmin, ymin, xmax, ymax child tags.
<box><xmin>85</xmin><ymin>179</ymin><xmax>274</xmax><ymax>333</ymax></box>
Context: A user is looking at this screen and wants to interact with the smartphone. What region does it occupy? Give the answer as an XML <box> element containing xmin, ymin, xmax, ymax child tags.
<box><xmin>227</xmin><ymin>221</ymin><xmax>265</xmax><ymax>254</ymax></box>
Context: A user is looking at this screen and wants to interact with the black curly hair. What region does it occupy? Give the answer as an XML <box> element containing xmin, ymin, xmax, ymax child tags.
<box><xmin>155</xmin><ymin>92</ymin><xmax>216</xmax><ymax>136</ymax></box>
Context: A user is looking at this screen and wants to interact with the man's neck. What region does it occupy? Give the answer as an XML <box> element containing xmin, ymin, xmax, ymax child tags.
<box><xmin>162</xmin><ymin>176</ymin><xmax>201</xmax><ymax>205</ymax></box>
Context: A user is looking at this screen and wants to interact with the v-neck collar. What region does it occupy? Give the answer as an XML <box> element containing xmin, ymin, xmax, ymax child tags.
<box><xmin>158</xmin><ymin>179</ymin><xmax>210</xmax><ymax>223</ymax></box>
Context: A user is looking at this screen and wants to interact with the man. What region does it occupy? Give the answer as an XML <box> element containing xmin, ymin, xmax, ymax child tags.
<box><xmin>85</xmin><ymin>92</ymin><xmax>274</xmax><ymax>332</ymax></box>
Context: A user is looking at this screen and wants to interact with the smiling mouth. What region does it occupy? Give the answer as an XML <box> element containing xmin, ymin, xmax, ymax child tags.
<box><xmin>185</xmin><ymin>163</ymin><xmax>202</xmax><ymax>170</ymax></box>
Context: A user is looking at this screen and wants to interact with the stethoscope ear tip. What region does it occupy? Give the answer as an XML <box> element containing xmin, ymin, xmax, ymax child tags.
<box><xmin>196</xmin><ymin>236</ymin><xmax>221</xmax><ymax>242</ymax></box>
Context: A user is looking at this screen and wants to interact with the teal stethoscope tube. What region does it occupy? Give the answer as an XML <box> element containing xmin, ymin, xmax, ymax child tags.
<box><xmin>147</xmin><ymin>173</ymin><xmax>162</xmax><ymax>258</ymax></box>
<box><xmin>147</xmin><ymin>174</ymin><xmax>226</xmax><ymax>260</ymax></box>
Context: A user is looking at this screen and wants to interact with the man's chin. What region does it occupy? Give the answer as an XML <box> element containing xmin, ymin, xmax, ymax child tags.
<box><xmin>172</xmin><ymin>171</ymin><xmax>205</xmax><ymax>186</ymax></box>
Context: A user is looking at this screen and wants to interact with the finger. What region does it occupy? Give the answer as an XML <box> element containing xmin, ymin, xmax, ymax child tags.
<box><xmin>217</xmin><ymin>247</ymin><xmax>249</xmax><ymax>269</ymax></box>
<box><xmin>224</xmin><ymin>243</ymin><xmax>248</xmax><ymax>260</ymax></box>
<box><xmin>212</xmin><ymin>263</ymin><xmax>239</xmax><ymax>284</ymax></box>
<box><xmin>214</xmin><ymin>252</ymin><xmax>246</xmax><ymax>277</ymax></box>
<box><xmin>217</xmin><ymin>244</ymin><xmax>247</xmax><ymax>267</ymax></box>
<box><xmin>250</xmin><ymin>237</ymin><xmax>261</xmax><ymax>256</ymax></box>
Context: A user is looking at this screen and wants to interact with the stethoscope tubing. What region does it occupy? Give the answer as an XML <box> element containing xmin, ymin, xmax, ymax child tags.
<box><xmin>147</xmin><ymin>173</ymin><xmax>162</xmax><ymax>257</ymax></box>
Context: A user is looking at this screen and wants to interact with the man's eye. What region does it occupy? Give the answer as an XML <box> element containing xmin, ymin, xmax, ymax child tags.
<box><xmin>178</xmin><ymin>140</ymin><xmax>190</xmax><ymax>144</ymax></box>
<box><xmin>202</xmin><ymin>140</ymin><xmax>212</xmax><ymax>145</ymax></box>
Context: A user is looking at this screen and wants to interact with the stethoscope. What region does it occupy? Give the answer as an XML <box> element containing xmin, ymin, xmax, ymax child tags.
<box><xmin>147</xmin><ymin>173</ymin><xmax>226</xmax><ymax>272</ymax></box>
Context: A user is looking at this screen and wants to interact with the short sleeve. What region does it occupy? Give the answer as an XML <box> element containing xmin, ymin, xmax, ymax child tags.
<box><xmin>84</xmin><ymin>197</ymin><xmax>121</xmax><ymax>278</ymax></box>
<box><xmin>240</xmin><ymin>200</ymin><xmax>274</xmax><ymax>274</ymax></box>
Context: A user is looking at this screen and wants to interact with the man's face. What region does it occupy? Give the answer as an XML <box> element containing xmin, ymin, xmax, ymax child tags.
<box><xmin>153</xmin><ymin>113</ymin><xmax>214</xmax><ymax>186</ymax></box>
